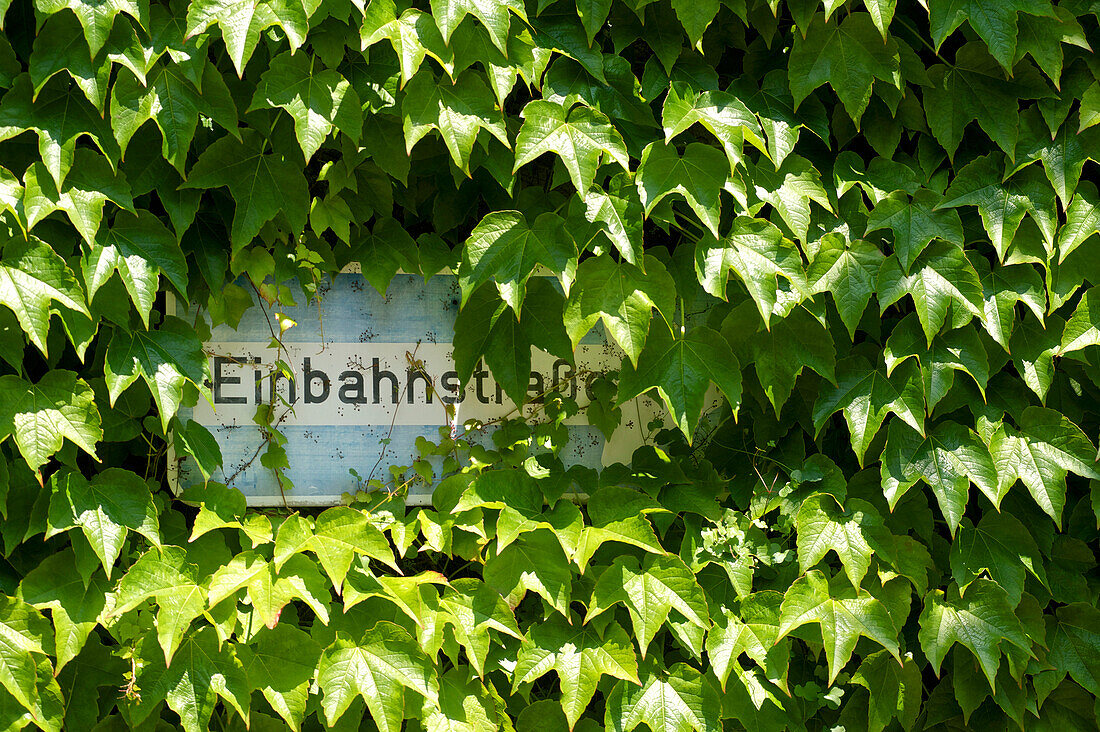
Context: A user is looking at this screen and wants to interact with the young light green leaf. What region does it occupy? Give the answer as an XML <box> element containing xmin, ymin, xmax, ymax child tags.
<box><xmin>706</xmin><ymin>594</ymin><xmax>790</xmax><ymax>693</ymax></box>
<box><xmin>604</xmin><ymin>663</ymin><xmax>722</xmax><ymax>732</ymax></box>
<box><xmin>662</xmin><ymin>82</ymin><xmax>766</xmax><ymax>171</ymax></box>
<box><xmin>1057</xmin><ymin>181</ymin><xmax>1100</xmax><ymax>263</ymax></box>
<box><xmin>514</xmin><ymin>100</ymin><xmax>629</xmax><ymax>194</ymax></box>
<box><xmin>0</xmin><ymin>370</ymin><xmax>101</xmax><ymax>473</ymax></box>
<box><xmin>795</xmin><ymin>493</ymin><xmax>882</xmax><ymax>589</ymax></box>
<box><xmin>776</xmin><ymin>570</ymin><xmax>900</xmax><ymax>684</ymax></box>
<box><xmin>883</xmin><ymin>315</ymin><xmax>990</xmax><ymax>413</ymax></box>
<box><xmin>918</xmin><ymin>579</ymin><xmax>1031</xmax><ymax>689</ymax></box>
<box><xmin>318</xmin><ymin>621</ymin><xmax>439</xmax><ymax>731</ymax></box>
<box><xmin>637</xmin><ymin>141</ymin><xmax>730</xmax><ymax>239</ymax></box>
<box><xmin>0</xmin><ymin>234</ymin><xmax>90</xmax><ymax>357</ymax></box>
<box><xmin>513</xmin><ymin>616</ymin><xmax>639</xmax><ymax>729</ymax></box>
<box><xmin>29</xmin><ymin>14</ymin><xmax>111</xmax><ymax>111</ymax></box>
<box><xmin>976</xmin><ymin>258</ymin><xmax>1046</xmax><ymax>351</ymax></box>
<box><xmin>430</xmin><ymin>0</ymin><xmax>526</xmax><ymax>52</ymax></box>
<box><xmin>360</xmin><ymin>0</ymin><xmax>455</xmax><ymax>85</ymax></box>
<box><xmin>747</xmin><ymin>153</ymin><xmax>833</xmax><ymax>244</ymax></box>
<box><xmin>1058</xmin><ymin>287</ymin><xmax>1100</xmax><ymax>355</ymax></box>
<box><xmin>583</xmin><ymin>176</ymin><xmax>645</xmax><ymax>266</ymax></box>
<box><xmin>439</xmin><ymin>578</ymin><xmax>522</xmax><ymax>678</ymax></box>
<box><xmin>186</xmin><ymin>0</ymin><xmax>310</xmax><ymax>76</ymax></box>
<box><xmin>305</xmin><ymin>506</ymin><xmax>398</xmax><ymax>590</ymax></box>
<box><xmin>928</xmin><ymin>0</ymin><xmax>1052</xmax><ymax>70</ymax></box>
<box><xmin>0</xmin><ymin>595</ymin><xmax>57</xmax><ymax>729</ymax></box>
<box><xmin>34</xmin><ymin>0</ymin><xmax>144</xmax><ymax>56</ymax></box>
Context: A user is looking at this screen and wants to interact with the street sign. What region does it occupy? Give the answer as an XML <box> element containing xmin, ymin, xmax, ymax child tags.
<box><xmin>171</xmin><ymin>270</ymin><xmax>666</xmax><ymax>506</ymax></box>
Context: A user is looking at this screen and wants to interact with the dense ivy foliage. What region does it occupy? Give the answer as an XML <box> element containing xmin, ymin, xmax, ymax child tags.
<box><xmin>1</xmin><ymin>0</ymin><xmax>1100</xmax><ymax>728</ymax></box>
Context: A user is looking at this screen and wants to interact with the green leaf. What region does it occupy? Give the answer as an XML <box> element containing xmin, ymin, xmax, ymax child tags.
<box><xmin>939</xmin><ymin>154</ymin><xmax>1056</xmax><ymax>260</ymax></box>
<box><xmin>788</xmin><ymin>12</ymin><xmax>901</xmax><ymax>124</ymax></box>
<box><xmin>29</xmin><ymin>13</ymin><xmax>110</xmax><ymax>111</ymax></box>
<box><xmin>1011</xmin><ymin>107</ymin><xmax>1096</xmax><ymax>208</ymax></box>
<box><xmin>513</xmin><ymin>615</ymin><xmax>639</xmax><ymax>729</ymax></box>
<box><xmin>0</xmin><ymin>234</ymin><xmax>90</xmax><ymax>356</ymax></box>
<box><xmin>813</xmin><ymin>356</ymin><xmax>925</xmax><ymax>466</ymax></box>
<box><xmin>587</xmin><ymin>554</ymin><xmax>710</xmax><ymax>658</ymax></box>
<box><xmin>883</xmin><ymin>315</ymin><xmax>990</xmax><ymax>413</ymax></box>
<box><xmin>706</xmin><ymin>594</ymin><xmax>790</xmax><ymax>693</ymax></box>
<box><xmin>928</xmin><ymin>0</ymin><xmax>1052</xmax><ymax>70</ymax></box>
<box><xmin>1057</xmin><ymin>181</ymin><xmax>1100</xmax><ymax>263</ymax></box>
<box><xmin>877</xmin><ymin>242</ymin><xmax>984</xmax><ymax>346</ymax></box>
<box><xmin>950</xmin><ymin>512</ymin><xmax>1047</xmax><ymax>607</ymax></box>
<box><xmin>807</xmin><ymin>234</ymin><xmax>884</xmax><ymax>338</ymax></box>
<box><xmin>514</xmin><ymin>100</ymin><xmax>629</xmax><ymax>195</ymax></box>
<box><xmin>795</xmin><ymin>493</ymin><xmax>882</xmax><ymax>589</ymax></box>
<box><xmin>34</xmin><ymin>0</ymin><xmax>145</xmax><ymax>56</ymax></box>
<box><xmin>111</xmin><ymin>546</ymin><xmax>207</xmax><ymax>664</ymax></box>
<box><xmin>182</xmin><ymin>129</ymin><xmax>309</xmax><ymax>253</ymax></box>
<box><xmin>605</xmin><ymin>663</ymin><xmax>722</xmax><ymax>732</ymax></box>
<box><xmin>305</xmin><ymin>506</ymin><xmax>398</xmax><ymax>590</ymax></box>
<box><xmin>239</xmin><ymin>623</ymin><xmax>321</xmax><ymax>730</ymax></box>
<box><xmin>111</xmin><ymin>62</ymin><xmax>239</xmax><ymax>173</ymax></box>
<box><xmin>617</xmin><ymin>319</ymin><xmax>742</xmax><ymax>439</ymax></box>
<box><xmin>84</xmin><ymin>211</ymin><xmax>188</xmax><ymax>327</ymax></box>
<box><xmin>1048</xmin><ymin>603</ymin><xmax>1100</xmax><ymax>697</ymax></box>
<box><xmin>662</xmin><ymin>82</ymin><xmax>766</xmax><ymax>171</ymax></box>
<box><xmin>1058</xmin><ymin>286</ymin><xmax>1100</xmax><ymax>355</ymax></box>
<box><xmin>865</xmin><ymin>189</ymin><xmax>964</xmax><ymax>273</ymax></box>
<box><xmin>131</xmin><ymin>627</ymin><xmax>250</xmax><ymax>732</ymax></box>
<box><xmin>564</xmin><ymin>254</ymin><xmax>675</xmax><ymax>364</ymax></box>
<box><xmin>46</xmin><ymin>468</ymin><xmax>159</xmax><ymax>577</ymax></box>
<box><xmin>430</xmin><ymin>0</ymin><xmax>526</xmax><ymax>52</ymax></box>
<box><xmin>695</xmin><ymin>216</ymin><xmax>809</xmax><ymax>327</ymax></box>
<box><xmin>851</xmin><ymin>650</ymin><xmax>922</xmax><ymax>732</ymax></box>
<box><xmin>360</xmin><ymin>0</ymin><xmax>455</xmax><ymax>85</ymax></box>
<box><xmin>583</xmin><ymin>175</ymin><xmax>645</xmax><ymax>266</ymax></box>
<box><xmin>0</xmin><ymin>595</ymin><xmax>56</xmax><ymax>726</ymax></box>
<box><xmin>439</xmin><ymin>578</ymin><xmax>522</xmax><ymax>678</ymax></box>
<box><xmin>249</xmin><ymin>51</ymin><xmax>361</xmax><ymax>162</ymax></box>
<box><xmin>977</xmin><ymin>259</ymin><xmax>1046</xmax><ymax>351</ymax></box>
<box><xmin>776</xmin><ymin>569</ymin><xmax>900</xmax><ymax>684</ymax></box>
<box><xmin>402</xmin><ymin>70</ymin><xmax>509</xmax><ymax>174</ymax></box>
<box><xmin>458</xmin><ymin>211</ymin><xmax>576</xmax><ymax>316</ymax></box>
<box><xmin>104</xmin><ymin>315</ymin><xmax>209</xmax><ymax>433</ymax></box>
<box><xmin>318</xmin><ymin>621</ymin><xmax>439</xmax><ymax>731</ymax></box>
<box><xmin>918</xmin><ymin>579</ymin><xmax>1030</xmax><ymax>689</ymax></box>
<box><xmin>484</xmin><ymin>529</ymin><xmax>572</xmax><ymax>617</ymax></box>
<box><xmin>746</xmin><ymin>153</ymin><xmax>833</xmax><ymax>244</ymax></box>
<box><xmin>988</xmin><ymin>406</ymin><xmax>1100</xmax><ymax>527</ymax></box>
<box><xmin>0</xmin><ymin>74</ymin><xmax>119</xmax><ymax>189</ymax></box>
<box><xmin>0</xmin><ymin>370</ymin><xmax>101</xmax><ymax>473</ymax></box>
<box><xmin>173</xmin><ymin>419</ymin><xmax>223</xmax><ymax>482</ymax></box>
<box><xmin>638</xmin><ymin>141</ymin><xmax>729</xmax><ymax>238</ymax></box>
<box><xmin>18</xmin><ymin>550</ymin><xmax>109</xmax><ymax>671</ymax></box>
<box><xmin>880</xmin><ymin>419</ymin><xmax>999</xmax><ymax>534</ymax></box>
<box><xmin>23</xmin><ymin>149</ymin><xmax>134</xmax><ymax>246</ymax></box>
<box><xmin>186</xmin><ymin>0</ymin><xmax>312</xmax><ymax>76</ymax></box>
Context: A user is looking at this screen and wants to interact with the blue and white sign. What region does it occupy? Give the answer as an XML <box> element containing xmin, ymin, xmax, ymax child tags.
<box><xmin>171</xmin><ymin>270</ymin><xmax>665</xmax><ymax>506</ymax></box>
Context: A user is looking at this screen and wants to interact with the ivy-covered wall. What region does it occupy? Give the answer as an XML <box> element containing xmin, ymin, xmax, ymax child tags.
<box><xmin>0</xmin><ymin>0</ymin><xmax>1099</xmax><ymax>729</ymax></box>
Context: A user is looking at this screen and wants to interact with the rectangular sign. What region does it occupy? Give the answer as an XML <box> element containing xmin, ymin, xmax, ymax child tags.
<box><xmin>172</xmin><ymin>271</ymin><xmax>665</xmax><ymax>506</ymax></box>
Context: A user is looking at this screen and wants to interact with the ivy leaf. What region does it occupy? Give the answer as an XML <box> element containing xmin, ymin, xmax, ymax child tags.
<box><xmin>938</xmin><ymin>154</ymin><xmax>1056</xmax><ymax>259</ymax></box>
<box><xmin>865</xmin><ymin>189</ymin><xmax>964</xmax><ymax>273</ymax></box>
<box><xmin>458</xmin><ymin>211</ymin><xmax>576</xmax><ymax>315</ymax></box>
<box><xmin>662</xmin><ymin>82</ymin><xmax>766</xmax><ymax>171</ymax></box>
<box><xmin>1011</xmin><ymin>108</ymin><xmax>1096</xmax><ymax>207</ymax></box>
<box><xmin>249</xmin><ymin>51</ymin><xmax>361</xmax><ymax>162</ymax></box>
<box><xmin>1057</xmin><ymin>181</ymin><xmax>1100</xmax><ymax>263</ymax></box>
<box><xmin>988</xmin><ymin>406</ymin><xmax>1100</xmax><ymax>527</ymax></box>
<box><xmin>84</xmin><ymin>211</ymin><xmax>188</xmax><ymax>327</ymax></box>
<box><xmin>883</xmin><ymin>315</ymin><xmax>990</xmax><ymax>413</ymax></box>
<box><xmin>564</xmin><ymin>254</ymin><xmax>675</xmax><ymax>365</ymax></box>
<box><xmin>918</xmin><ymin>579</ymin><xmax>1030</xmax><ymax>689</ymax></box>
<box><xmin>604</xmin><ymin>663</ymin><xmax>722</xmax><ymax>732</ymax></box>
<box><xmin>746</xmin><ymin>154</ymin><xmax>833</xmax><ymax>244</ymax></box>
<box><xmin>484</xmin><ymin>529</ymin><xmax>572</xmax><ymax>617</ymax></box>
<box><xmin>0</xmin><ymin>595</ymin><xmax>55</xmax><ymax>728</ymax></box>
<box><xmin>1010</xmin><ymin>314</ymin><xmax>1059</xmax><ymax>402</ymax></box>
<box><xmin>0</xmin><ymin>370</ymin><xmax>101</xmax><ymax>473</ymax></box>
<box><xmin>583</xmin><ymin>175</ymin><xmax>644</xmax><ymax>266</ymax></box>
<box><xmin>514</xmin><ymin>100</ymin><xmax>629</xmax><ymax>195</ymax></box>
<box><xmin>795</xmin><ymin>493</ymin><xmax>882</xmax><ymax>589</ymax></box>
<box><xmin>695</xmin><ymin>216</ymin><xmax>809</xmax><ymax>328</ymax></box>
<box><xmin>23</xmin><ymin>150</ymin><xmax>135</xmax><ymax>246</ymax></box>
<box><xmin>110</xmin><ymin>546</ymin><xmax>207</xmax><ymax>664</ymax></box>
<box><xmin>104</xmin><ymin>315</ymin><xmax>209</xmax><ymax>433</ymax></box>
<box><xmin>402</xmin><ymin>70</ymin><xmax>509</xmax><ymax>174</ymax></box>
<box><xmin>29</xmin><ymin>14</ymin><xmax>110</xmax><ymax>111</ymax></box>
<box><xmin>318</xmin><ymin>621</ymin><xmax>439</xmax><ymax>731</ymax></box>
<box><xmin>0</xmin><ymin>234</ymin><xmax>91</xmax><ymax>356</ymax></box>
<box><xmin>706</xmin><ymin>594</ymin><xmax>790</xmax><ymax>693</ymax></box>
<box><xmin>513</xmin><ymin>616</ymin><xmax>639</xmax><ymax>729</ymax></box>
<box><xmin>45</xmin><ymin>468</ymin><xmax>159</xmax><ymax>577</ymax></box>
<box><xmin>1058</xmin><ymin>286</ymin><xmax>1100</xmax><ymax>356</ymax></box>
<box><xmin>976</xmin><ymin>259</ymin><xmax>1046</xmax><ymax>351</ymax></box>
<box><xmin>186</xmin><ymin>0</ymin><xmax>311</xmax><ymax>76</ymax></box>
<box><xmin>950</xmin><ymin>512</ymin><xmax>1047</xmax><ymax>607</ymax></box>
<box><xmin>617</xmin><ymin>319</ymin><xmax>742</xmax><ymax>440</ymax></box>
<box><xmin>0</xmin><ymin>74</ymin><xmax>118</xmax><ymax>189</ymax></box>
<box><xmin>182</xmin><ymin>129</ymin><xmax>309</xmax><ymax>253</ymax></box>
<box><xmin>877</xmin><ymin>242</ymin><xmax>984</xmax><ymax>346</ymax></box>
<box><xmin>131</xmin><ymin>627</ymin><xmax>250</xmax><ymax>732</ymax></box>
<box><xmin>439</xmin><ymin>578</ymin><xmax>522</xmax><ymax>678</ymax></box>
<box><xmin>34</xmin><ymin>0</ymin><xmax>144</xmax><ymax>56</ymax></box>
<box><xmin>813</xmin><ymin>356</ymin><xmax>925</xmax><ymax>466</ymax></box>
<box><xmin>17</xmin><ymin>551</ymin><xmax>108</xmax><ymax>671</ymax></box>
<box><xmin>430</xmin><ymin>0</ymin><xmax>526</xmax><ymax>52</ymax></box>
<box><xmin>305</xmin><ymin>507</ymin><xmax>398</xmax><ymax>591</ymax></box>
<box><xmin>1048</xmin><ymin>603</ymin><xmax>1100</xmax><ymax>697</ymax></box>
<box><xmin>851</xmin><ymin>650</ymin><xmax>922</xmax><ymax>732</ymax></box>
<box><xmin>587</xmin><ymin>554</ymin><xmax>710</xmax><ymax>658</ymax></box>
<box><xmin>880</xmin><ymin>420</ymin><xmax>999</xmax><ymax>534</ymax></box>
<box><xmin>238</xmin><ymin>623</ymin><xmax>321</xmax><ymax>730</ymax></box>
<box><xmin>637</xmin><ymin>141</ymin><xmax>731</xmax><ymax>240</ymax></box>
<box><xmin>807</xmin><ymin>235</ymin><xmax>884</xmax><ymax>339</ymax></box>
<box><xmin>111</xmin><ymin>62</ymin><xmax>239</xmax><ymax>173</ymax></box>
<box><xmin>360</xmin><ymin>0</ymin><xmax>455</xmax><ymax>85</ymax></box>
<box><xmin>928</xmin><ymin>0</ymin><xmax>1052</xmax><ymax>70</ymax></box>
<box><xmin>788</xmin><ymin>12</ymin><xmax>901</xmax><ymax>124</ymax></box>
<box><xmin>776</xmin><ymin>569</ymin><xmax>900</xmax><ymax>684</ymax></box>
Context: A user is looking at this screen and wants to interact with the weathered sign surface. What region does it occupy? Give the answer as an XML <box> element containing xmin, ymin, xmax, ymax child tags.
<box><xmin>172</xmin><ymin>271</ymin><xmax>664</xmax><ymax>505</ymax></box>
